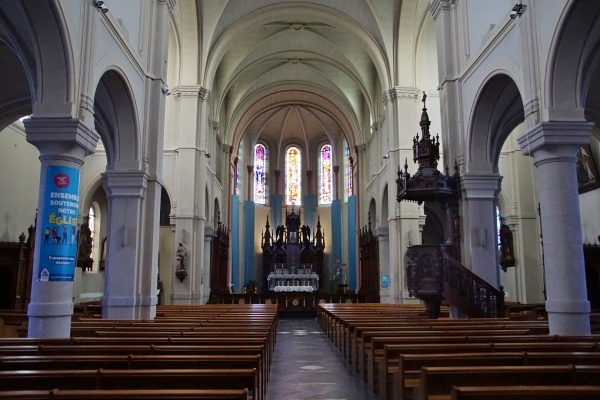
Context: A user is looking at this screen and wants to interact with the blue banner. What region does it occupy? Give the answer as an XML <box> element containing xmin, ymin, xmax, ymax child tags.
<box><xmin>39</xmin><ymin>166</ymin><xmax>80</xmax><ymax>281</ymax></box>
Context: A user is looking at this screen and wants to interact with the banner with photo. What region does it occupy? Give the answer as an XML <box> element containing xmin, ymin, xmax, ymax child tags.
<box><xmin>39</xmin><ymin>165</ymin><xmax>80</xmax><ymax>281</ymax></box>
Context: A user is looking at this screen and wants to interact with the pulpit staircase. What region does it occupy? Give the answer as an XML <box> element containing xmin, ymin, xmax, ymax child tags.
<box><xmin>406</xmin><ymin>244</ymin><xmax>504</xmax><ymax>318</ymax></box>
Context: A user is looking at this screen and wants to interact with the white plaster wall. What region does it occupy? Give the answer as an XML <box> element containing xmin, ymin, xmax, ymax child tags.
<box><xmin>464</xmin><ymin>0</ymin><xmax>512</xmax><ymax>59</ymax></box>
<box><xmin>158</xmin><ymin>226</ymin><xmax>175</xmax><ymax>305</ymax></box>
<box><xmin>0</xmin><ymin>123</ymin><xmax>40</xmax><ymax>241</ymax></box>
<box><xmin>101</xmin><ymin>0</ymin><xmax>144</xmax><ymax>55</ymax></box>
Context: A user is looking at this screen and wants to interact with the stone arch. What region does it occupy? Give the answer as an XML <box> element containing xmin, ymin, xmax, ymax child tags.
<box><xmin>381</xmin><ymin>185</ymin><xmax>389</xmax><ymax>227</ymax></box>
<box><xmin>93</xmin><ymin>69</ymin><xmax>140</xmax><ymax>170</ymax></box>
<box><xmin>368</xmin><ymin>198</ymin><xmax>376</xmax><ymax>227</ymax></box>
<box><xmin>467</xmin><ymin>72</ymin><xmax>524</xmax><ymax>173</ymax></box>
<box><xmin>214</xmin><ymin>198</ymin><xmax>221</xmax><ymax>230</ymax></box>
<box><xmin>0</xmin><ymin>1</ymin><xmax>74</xmax><ymax>129</ymax></box>
<box><xmin>546</xmin><ymin>1</ymin><xmax>600</xmax><ymax>122</ymax></box>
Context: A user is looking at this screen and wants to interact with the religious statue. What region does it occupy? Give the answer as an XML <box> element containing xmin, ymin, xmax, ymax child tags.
<box><xmin>334</xmin><ymin>260</ymin><xmax>344</xmax><ymax>285</ymax></box>
<box><xmin>276</xmin><ymin>225</ymin><xmax>285</xmax><ymax>245</ymax></box>
<box><xmin>301</xmin><ymin>225</ymin><xmax>311</xmax><ymax>246</ymax></box>
<box><xmin>499</xmin><ymin>218</ymin><xmax>516</xmax><ymax>271</ymax></box>
<box><xmin>176</xmin><ymin>242</ymin><xmax>187</xmax><ymax>270</ymax></box>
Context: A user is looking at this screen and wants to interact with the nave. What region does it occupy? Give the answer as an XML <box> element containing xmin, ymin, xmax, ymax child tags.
<box><xmin>266</xmin><ymin>317</ymin><xmax>378</xmax><ymax>400</ymax></box>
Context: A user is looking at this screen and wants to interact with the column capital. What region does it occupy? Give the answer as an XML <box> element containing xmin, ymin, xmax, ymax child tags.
<box><xmin>24</xmin><ymin>117</ymin><xmax>99</xmax><ymax>160</ymax></box>
<box><xmin>461</xmin><ymin>172</ymin><xmax>502</xmax><ymax>200</ymax></box>
<box><xmin>518</xmin><ymin>121</ymin><xmax>593</xmax><ymax>157</ymax></box>
<box><xmin>173</xmin><ymin>85</ymin><xmax>211</xmax><ymax>102</ymax></box>
<box><xmin>430</xmin><ymin>0</ymin><xmax>457</xmax><ymax>21</ymax></box>
<box><xmin>383</xmin><ymin>86</ymin><xmax>420</xmax><ymax>105</ymax></box>
<box><xmin>102</xmin><ymin>170</ymin><xmax>149</xmax><ymax>198</ymax></box>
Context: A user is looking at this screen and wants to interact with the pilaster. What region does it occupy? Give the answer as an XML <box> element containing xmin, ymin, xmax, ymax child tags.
<box><xmin>461</xmin><ymin>172</ymin><xmax>502</xmax><ymax>288</ymax></box>
<box><xmin>101</xmin><ymin>170</ymin><xmax>149</xmax><ymax>318</ymax></box>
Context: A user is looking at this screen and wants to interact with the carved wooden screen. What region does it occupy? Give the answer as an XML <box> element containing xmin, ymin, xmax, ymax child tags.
<box><xmin>358</xmin><ymin>218</ymin><xmax>379</xmax><ymax>296</ymax></box>
<box><xmin>210</xmin><ymin>221</ymin><xmax>230</xmax><ymax>295</ymax></box>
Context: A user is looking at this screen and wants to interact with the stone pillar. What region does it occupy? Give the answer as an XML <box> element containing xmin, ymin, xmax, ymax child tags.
<box><xmin>247</xmin><ymin>165</ymin><xmax>253</xmax><ymax>201</ymax></box>
<box><xmin>25</xmin><ymin>118</ymin><xmax>99</xmax><ymax>338</ymax></box>
<box><xmin>306</xmin><ymin>170</ymin><xmax>313</xmax><ymax>195</ymax></box>
<box><xmin>333</xmin><ymin>166</ymin><xmax>340</xmax><ymax>200</ymax></box>
<box><xmin>518</xmin><ymin>121</ymin><xmax>592</xmax><ymax>335</ymax></box>
<box><xmin>273</xmin><ymin>170</ymin><xmax>280</xmax><ymax>195</ymax></box>
<box><xmin>101</xmin><ymin>170</ymin><xmax>149</xmax><ymax>318</ymax></box>
<box><xmin>460</xmin><ymin>173</ymin><xmax>502</xmax><ymax>288</ymax></box>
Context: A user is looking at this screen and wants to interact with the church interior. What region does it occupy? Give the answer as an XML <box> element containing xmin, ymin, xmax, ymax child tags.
<box><xmin>1</xmin><ymin>0</ymin><xmax>600</xmax><ymax>398</ymax></box>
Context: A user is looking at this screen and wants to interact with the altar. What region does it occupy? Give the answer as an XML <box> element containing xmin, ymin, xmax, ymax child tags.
<box><xmin>267</xmin><ymin>272</ymin><xmax>319</xmax><ymax>292</ymax></box>
<box><xmin>261</xmin><ymin>208</ymin><xmax>325</xmax><ymax>292</ymax></box>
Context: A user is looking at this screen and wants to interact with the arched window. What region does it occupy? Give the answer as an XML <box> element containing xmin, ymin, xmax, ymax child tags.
<box><xmin>319</xmin><ymin>144</ymin><xmax>333</xmax><ymax>204</ymax></box>
<box><xmin>344</xmin><ymin>140</ymin><xmax>352</xmax><ymax>201</ymax></box>
<box><xmin>285</xmin><ymin>146</ymin><xmax>301</xmax><ymax>205</ymax></box>
<box><xmin>88</xmin><ymin>206</ymin><xmax>95</xmax><ymax>257</ymax></box>
<box><xmin>254</xmin><ymin>144</ymin><xmax>268</xmax><ymax>204</ymax></box>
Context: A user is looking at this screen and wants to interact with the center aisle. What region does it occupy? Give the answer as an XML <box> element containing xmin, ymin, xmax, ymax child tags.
<box><xmin>266</xmin><ymin>316</ymin><xmax>378</xmax><ymax>400</ymax></box>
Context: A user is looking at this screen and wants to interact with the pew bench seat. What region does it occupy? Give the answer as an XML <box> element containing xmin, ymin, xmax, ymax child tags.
<box><xmin>0</xmin><ymin>388</ymin><xmax>251</xmax><ymax>399</ymax></box>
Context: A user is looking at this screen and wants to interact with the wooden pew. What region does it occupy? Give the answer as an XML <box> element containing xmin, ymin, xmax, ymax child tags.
<box><xmin>0</xmin><ymin>343</ymin><xmax>268</xmax><ymax>399</ymax></box>
<box><xmin>0</xmin><ymin>354</ymin><xmax>264</xmax><ymax>400</ymax></box>
<box><xmin>450</xmin><ymin>385</ymin><xmax>600</xmax><ymax>400</ymax></box>
<box><xmin>360</xmin><ymin>328</ymin><xmax>534</xmax><ymax>380</ymax></box>
<box><xmin>386</xmin><ymin>352</ymin><xmax>600</xmax><ymax>400</ymax></box>
<box><xmin>415</xmin><ymin>365</ymin><xmax>600</xmax><ymax>400</ymax></box>
<box><xmin>381</xmin><ymin>341</ymin><xmax>600</xmax><ymax>400</ymax></box>
<box><xmin>366</xmin><ymin>334</ymin><xmax>600</xmax><ymax>391</ymax></box>
<box><xmin>0</xmin><ymin>388</ymin><xmax>251</xmax><ymax>399</ymax></box>
<box><xmin>0</xmin><ymin>368</ymin><xmax>258</xmax><ymax>396</ymax></box>
<box><xmin>362</xmin><ymin>330</ymin><xmax>541</xmax><ymax>386</ymax></box>
<box><xmin>348</xmin><ymin>321</ymin><xmax>548</xmax><ymax>364</ymax></box>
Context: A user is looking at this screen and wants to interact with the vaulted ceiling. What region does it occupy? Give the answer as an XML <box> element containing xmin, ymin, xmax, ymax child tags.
<box><xmin>193</xmin><ymin>0</ymin><xmax>429</xmax><ymax>158</ymax></box>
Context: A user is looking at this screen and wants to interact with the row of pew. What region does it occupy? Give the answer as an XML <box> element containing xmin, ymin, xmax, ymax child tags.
<box><xmin>0</xmin><ymin>304</ymin><xmax>278</xmax><ymax>399</ymax></box>
<box><xmin>317</xmin><ymin>303</ymin><xmax>600</xmax><ymax>400</ymax></box>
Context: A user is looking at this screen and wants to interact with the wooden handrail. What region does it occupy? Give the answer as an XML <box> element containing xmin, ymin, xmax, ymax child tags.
<box><xmin>439</xmin><ymin>248</ymin><xmax>505</xmax><ymax>318</ymax></box>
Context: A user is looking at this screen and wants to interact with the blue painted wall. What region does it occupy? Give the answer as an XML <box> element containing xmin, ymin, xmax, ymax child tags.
<box><xmin>230</xmin><ymin>195</ymin><xmax>240</xmax><ymax>292</ymax></box>
<box><xmin>271</xmin><ymin>194</ymin><xmax>282</xmax><ymax>227</ymax></box>
<box><xmin>244</xmin><ymin>201</ymin><xmax>255</xmax><ymax>285</ymax></box>
<box><xmin>331</xmin><ymin>199</ymin><xmax>343</xmax><ymax>265</ymax></box>
<box><xmin>348</xmin><ymin>196</ymin><xmax>357</xmax><ymax>289</ymax></box>
<box><xmin>303</xmin><ymin>194</ymin><xmax>315</xmax><ymax>230</ymax></box>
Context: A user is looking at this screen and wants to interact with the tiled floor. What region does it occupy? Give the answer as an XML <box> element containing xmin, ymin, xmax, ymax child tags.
<box><xmin>266</xmin><ymin>317</ymin><xmax>378</xmax><ymax>400</ymax></box>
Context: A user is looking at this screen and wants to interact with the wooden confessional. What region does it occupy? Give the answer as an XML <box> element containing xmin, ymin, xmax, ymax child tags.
<box><xmin>0</xmin><ymin>225</ymin><xmax>35</xmax><ymax>310</ymax></box>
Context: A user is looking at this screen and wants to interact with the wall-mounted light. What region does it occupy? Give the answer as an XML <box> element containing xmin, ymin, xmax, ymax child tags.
<box><xmin>383</xmin><ymin>148</ymin><xmax>401</xmax><ymax>160</ymax></box>
<box><xmin>94</xmin><ymin>0</ymin><xmax>108</xmax><ymax>13</ymax></box>
<box><xmin>510</xmin><ymin>3</ymin><xmax>526</xmax><ymax>19</ymax></box>
<box><xmin>162</xmin><ymin>84</ymin><xmax>171</xmax><ymax>96</ymax></box>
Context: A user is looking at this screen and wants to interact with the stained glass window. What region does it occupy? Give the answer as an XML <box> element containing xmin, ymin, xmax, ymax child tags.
<box><xmin>285</xmin><ymin>146</ymin><xmax>301</xmax><ymax>205</ymax></box>
<box><xmin>254</xmin><ymin>144</ymin><xmax>268</xmax><ymax>204</ymax></box>
<box><xmin>319</xmin><ymin>144</ymin><xmax>333</xmax><ymax>204</ymax></box>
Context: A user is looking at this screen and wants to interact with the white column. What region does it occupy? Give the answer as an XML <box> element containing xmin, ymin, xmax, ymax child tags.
<box><xmin>101</xmin><ymin>170</ymin><xmax>148</xmax><ymax>319</ymax></box>
<box><xmin>25</xmin><ymin>118</ymin><xmax>99</xmax><ymax>338</ymax></box>
<box><xmin>460</xmin><ymin>173</ymin><xmax>502</xmax><ymax>288</ymax></box>
<box><xmin>384</xmin><ymin>87</ymin><xmax>421</xmax><ymax>303</ymax></box>
<box><xmin>518</xmin><ymin>121</ymin><xmax>592</xmax><ymax>335</ymax></box>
